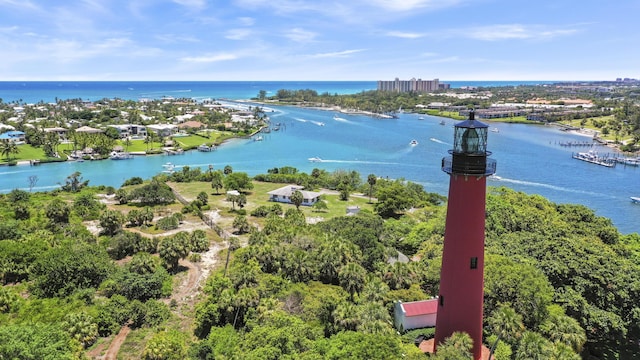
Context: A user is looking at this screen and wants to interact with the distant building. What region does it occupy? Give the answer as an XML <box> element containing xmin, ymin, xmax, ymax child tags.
<box><xmin>394</xmin><ymin>299</ymin><xmax>438</xmax><ymax>332</ymax></box>
<box><xmin>147</xmin><ymin>124</ymin><xmax>178</xmax><ymax>137</ymax></box>
<box><xmin>44</xmin><ymin>127</ymin><xmax>68</xmax><ymax>140</ymax></box>
<box><xmin>0</xmin><ymin>130</ymin><xmax>25</xmax><ymax>143</ymax></box>
<box><xmin>267</xmin><ymin>185</ymin><xmax>321</xmax><ymax>206</ymax></box>
<box><xmin>108</xmin><ymin>124</ymin><xmax>148</xmax><ymax>139</ymax></box>
<box><xmin>377</xmin><ymin>78</ymin><xmax>448</xmax><ymax>93</ymax></box>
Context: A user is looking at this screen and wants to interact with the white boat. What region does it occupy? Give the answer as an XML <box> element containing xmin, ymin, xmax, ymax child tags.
<box><xmin>491</xmin><ymin>127</ymin><xmax>500</xmax><ymax>133</ymax></box>
<box><xmin>318</xmin><ymin>122</ymin><xmax>325</xmax><ymax>126</ymax></box>
<box><xmin>572</xmin><ymin>150</ymin><xmax>616</xmax><ymax>167</ymax></box>
<box><xmin>333</xmin><ymin>114</ymin><xmax>347</xmax><ymax>121</ymax></box>
<box><xmin>254</xmin><ymin>136</ymin><xmax>263</xmax><ymax>141</ymax></box>
<box><xmin>198</xmin><ymin>144</ymin><xmax>212</xmax><ymax>152</ymax></box>
<box><xmin>308</xmin><ymin>157</ymin><xmax>322</xmax><ymax>162</ymax></box>
<box><xmin>439</xmin><ymin>120</ymin><xmax>445</xmax><ymax>125</ymax></box>
<box><xmin>162</xmin><ymin>162</ymin><xmax>175</xmax><ymax>173</ymax></box>
<box><xmin>110</xmin><ymin>151</ymin><xmax>133</xmax><ymax>160</ymax></box>
<box><xmin>418</xmin><ymin>116</ymin><xmax>425</xmax><ymax>120</ymax></box>
<box><xmin>631</xmin><ymin>197</ymin><xmax>640</xmax><ymax>204</ymax></box>
<box><xmin>410</xmin><ymin>139</ymin><xmax>418</xmax><ymax>146</ymax></box>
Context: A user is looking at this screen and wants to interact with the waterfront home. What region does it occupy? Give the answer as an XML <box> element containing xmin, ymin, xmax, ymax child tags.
<box><xmin>173</xmin><ymin>114</ymin><xmax>196</xmax><ymax>123</ymax></box>
<box><xmin>178</xmin><ymin>121</ymin><xmax>205</xmax><ymax>131</ymax></box>
<box><xmin>0</xmin><ymin>130</ymin><xmax>26</xmax><ymax>143</ymax></box>
<box><xmin>147</xmin><ymin>124</ymin><xmax>178</xmax><ymax>137</ymax></box>
<box><xmin>75</xmin><ymin>125</ymin><xmax>103</xmax><ymax>134</ymax></box>
<box><xmin>44</xmin><ymin>127</ymin><xmax>68</xmax><ymax>141</ymax></box>
<box><xmin>108</xmin><ymin>124</ymin><xmax>148</xmax><ymax>139</ymax></box>
<box><xmin>393</xmin><ymin>299</ymin><xmax>438</xmax><ymax>332</ymax></box>
<box><xmin>267</xmin><ymin>185</ymin><xmax>321</xmax><ymax>206</ymax></box>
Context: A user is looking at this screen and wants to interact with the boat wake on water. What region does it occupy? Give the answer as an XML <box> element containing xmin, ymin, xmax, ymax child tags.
<box><xmin>293</xmin><ymin>117</ymin><xmax>308</xmax><ymax>123</ymax></box>
<box><xmin>429</xmin><ymin>137</ymin><xmax>450</xmax><ymax>145</ymax></box>
<box><xmin>489</xmin><ymin>176</ymin><xmax>614</xmax><ymax>198</ymax></box>
<box><xmin>319</xmin><ymin>159</ymin><xmax>402</xmax><ymax>165</ymax></box>
<box><xmin>0</xmin><ymin>169</ymin><xmax>33</xmax><ymax>175</ymax></box>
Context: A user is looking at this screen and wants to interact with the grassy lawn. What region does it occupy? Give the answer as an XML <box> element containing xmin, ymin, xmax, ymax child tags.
<box><xmin>0</xmin><ymin>144</ymin><xmax>61</xmax><ymax>164</ymax></box>
<box><xmin>558</xmin><ymin>115</ymin><xmax>634</xmax><ymax>142</ymax></box>
<box><xmin>426</xmin><ymin>110</ymin><xmax>466</xmax><ymax>120</ymax></box>
<box><xmin>169</xmin><ymin>135</ymin><xmax>213</xmax><ymax>150</ymax></box>
<box><xmin>169</xmin><ymin>180</ymin><xmax>376</xmax><ymax>227</ymax></box>
<box><xmin>424</xmin><ymin>110</ymin><xmax>539</xmax><ymax>124</ymax></box>
<box><xmin>116</xmin><ymin>139</ymin><xmax>162</xmax><ymax>153</ymax></box>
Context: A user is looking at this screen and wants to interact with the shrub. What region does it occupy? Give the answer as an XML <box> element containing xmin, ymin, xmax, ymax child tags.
<box><xmin>122</xmin><ymin>177</ymin><xmax>144</xmax><ymax>187</ymax></box>
<box><xmin>156</xmin><ymin>215</ymin><xmax>179</xmax><ymax>231</ymax></box>
<box><xmin>251</xmin><ymin>205</ymin><xmax>270</xmax><ymax>217</ymax></box>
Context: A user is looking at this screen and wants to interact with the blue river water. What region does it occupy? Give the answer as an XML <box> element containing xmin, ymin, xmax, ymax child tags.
<box><xmin>0</xmin><ymin>81</ymin><xmax>638</xmax><ymax>234</ymax></box>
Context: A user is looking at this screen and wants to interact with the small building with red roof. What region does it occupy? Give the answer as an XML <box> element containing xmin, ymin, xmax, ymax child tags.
<box><xmin>394</xmin><ymin>298</ymin><xmax>438</xmax><ymax>332</ymax></box>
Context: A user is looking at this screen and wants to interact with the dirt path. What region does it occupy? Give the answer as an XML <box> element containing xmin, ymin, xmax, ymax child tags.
<box><xmin>102</xmin><ymin>325</ymin><xmax>131</xmax><ymax>360</ymax></box>
<box><xmin>85</xmin><ymin>194</ymin><xmax>228</xmax><ymax>359</ymax></box>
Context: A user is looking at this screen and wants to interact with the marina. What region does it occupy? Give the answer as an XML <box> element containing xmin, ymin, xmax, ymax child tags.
<box><xmin>571</xmin><ymin>150</ymin><xmax>616</xmax><ymax>167</ymax></box>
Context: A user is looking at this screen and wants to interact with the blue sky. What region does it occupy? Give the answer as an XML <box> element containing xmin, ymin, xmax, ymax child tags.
<box><xmin>0</xmin><ymin>0</ymin><xmax>637</xmax><ymax>81</ymax></box>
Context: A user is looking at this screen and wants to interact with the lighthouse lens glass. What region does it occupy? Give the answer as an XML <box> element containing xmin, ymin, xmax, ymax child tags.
<box><xmin>462</xmin><ymin>128</ymin><xmax>480</xmax><ymax>153</ymax></box>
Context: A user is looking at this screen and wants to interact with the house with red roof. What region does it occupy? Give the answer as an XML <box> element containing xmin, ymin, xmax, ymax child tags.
<box><xmin>393</xmin><ymin>298</ymin><xmax>438</xmax><ymax>332</ymax></box>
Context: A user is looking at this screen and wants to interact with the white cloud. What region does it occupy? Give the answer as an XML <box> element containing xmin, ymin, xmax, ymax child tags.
<box><xmin>386</xmin><ymin>31</ymin><xmax>424</xmax><ymax>39</ymax></box>
<box><xmin>225</xmin><ymin>28</ymin><xmax>252</xmax><ymax>40</ymax></box>
<box><xmin>172</xmin><ymin>0</ymin><xmax>207</xmax><ymax>10</ymax></box>
<box><xmin>0</xmin><ymin>26</ymin><xmax>19</xmax><ymax>33</ymax></box>
<box><xmin>238</xmin><ymin>17</ymin><xmax>255</xmax><ymax>26</ymax></box>
<box><xmin>308</xmin><ymin>49</ymin><xmax>365</xmax><ymax>58</ymax></box>
<box><xmin>284</xmin><ymin>28</ymin><xmax>316</xmax><ymax>42</ymax></box>
<box><xmin>181</xmin><ymin>53</ymin><xmax>239</xmax><ymax>63</ymax></box>
<box><xmin>0</xmin><ymin>0</ymin><xmax>40</xmax><ymax>11</ymax></box>
<box><xmin>463</xmin><ymin>24</ymin><xmax>579</xmax><ymax>41</ymax></box>
<box><xmin>155</xmin><ymin>34</ymin><xmax>200</xmax><ymax>43</ymax></box>
<box><xmin>369</xmin><ymin>0</ymin><xmax>462</xmax><ymax>11</ymax></box>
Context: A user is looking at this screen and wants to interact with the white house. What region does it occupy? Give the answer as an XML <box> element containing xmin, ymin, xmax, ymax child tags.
<box><xmin>394</xmin><ymin>299</ymin><xmax>438</xmax><ymax>332</ymax></box>
<box><xmin>108</xmin><ymin>124</ymin><xmax>148</xmax><ymax>139</ymax></box>
<box><xmin>44</xmin><ymin>127</ymin><xmax>68</xmax><ymax>140</ymax></box>
<box><xmin>267</xmin><ymin>185</ymin><xmax>321</xmax><ymax>206</ymax></box>
<box><xmin>147</xmin><ymin>124</ymin><xmax>178</xmax><ymax>137</ymax></box>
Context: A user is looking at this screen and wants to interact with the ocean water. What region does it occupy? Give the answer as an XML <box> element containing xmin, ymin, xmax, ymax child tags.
<box><xmin>0</xmin><ymin>81</ymin><xmax>638</xmax><ymax>234</ymax></box>
<box><xmin>0</xmin><ymin>80</ymin><xmax>554</xmax><ymax>104</ymax></box>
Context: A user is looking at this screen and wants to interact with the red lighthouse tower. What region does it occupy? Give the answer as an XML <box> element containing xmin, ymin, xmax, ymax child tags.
<box><xmin>434</xmin><ymin>110</ymin><xmax>496</xmax><ymax>359</ymax></box>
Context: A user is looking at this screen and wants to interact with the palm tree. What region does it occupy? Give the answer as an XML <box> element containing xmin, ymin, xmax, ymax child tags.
<box><xmin>515</xmin><ymin>331</ymin><xmax>553</xmax><ymax>360</ymax></box>
<box><xmin>333</xmin><ymin>301</ymin><xmax>360</xmax><ymax>331</ymax></box>
<box><xmin>144</xmin><ymin>135</ymin><xmax>151</xmax><ymax>151</ymax></box>
<box><xmin>232</xmin><ymin>287</ymin><xmax>259</xmax><ymax>328</ymax></box>
<box><xmin>367</xmin><ymin>173</ymin><xmax>377</xmax><ymax>203</ymax></box>
<box><xmin>290</xmin><ymin>190</ymin><xmax>303</xmax><ymax>210</ymax></box>
<box><xmin>338</xmin><ymin>262</ymin><xmax>366</xmax><ymax>301</ymax></box>
<box><xmin>361</xmin><ymin>276</ymin><xmax>389</xmax><ymax>303</ymax></box>
<box><xmin>551</xmin><ymin>342</ymin><xmax>581</xmax><ymax>360</ymax></box>
<box><xmin>357</xmin><ymin>302</ymin><xmax>391</xmax><ymax>334</ymax></box>
<box><xmin>539</xmin><ymin>313</ymin><xmax>586</xmax><ymax>353</ymax></box>
<box><xmin>284</xmin><ymin>249</ymin><xmax>314</xmax><ymax>282</ymax></box>
<box><xmin>434</xmin><ymin>332</ymin><xmax>474</xmax><ymax>360</ymax></box>
<box><xmin>382</xmin><ymin>261</ymin><xmax>416</xmax><ymax>290</ymax></box>
<box><xmin>223</xmin><ymin>237</ymin><xmax>240</xmax><ymax>277</ymax></box>
<box><xmin>488</xmin><ymin>304</ymin><xmax>525</xmax><ymax>360</ymax></box>
<box><xmin>1</xmin><ymin>141</ymin><xmax>18</xmax><ymax>161</ymax></box>
<box><xmin>211</xmin><ymin>170</ymin><xmax>224</xmax><ymax>195</ymax></box>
